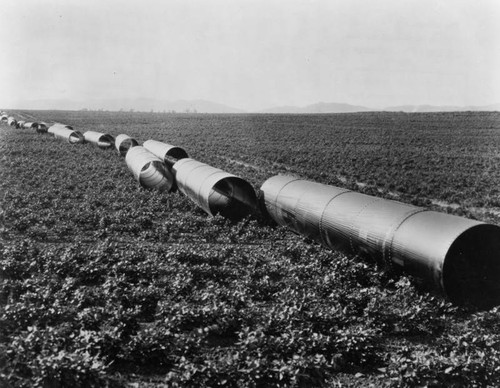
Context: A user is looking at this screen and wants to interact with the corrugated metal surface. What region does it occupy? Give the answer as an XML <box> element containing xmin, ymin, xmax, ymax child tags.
<box><xmin>50</xmin><ymin>126</ymin><xmax>85</xmax><ymax>144</ymax></box>
<box><xmin>125</xmin><ymin>146</ymin><xmax>174</xmax><ymax>192</ymax></box>
<box><xmin>115</xmin><ymin>134</ymin><xmax>139</xmax><ymax>156</ymax></box>
<box><xmin>143</xmin><ymin>140</ymin><xmax>188</xmax><ymax>167</ymax></box>
<box><xmin>260</xmin><ymin>175</ymin><xmax>500</xmax><ymax>306</ymax></box>
<box><xmin>173</xmin><ymin>158</ymin><xmax>257</xmax><ymax>219</ymax></box>
<box><xmin>83</xmin><ymin>131</ymin><xmax>115</xmax><ymax>149</ymax></box>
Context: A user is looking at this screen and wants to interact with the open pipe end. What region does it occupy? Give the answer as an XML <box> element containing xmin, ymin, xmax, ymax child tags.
<box><xmin>68</xmin><ymin>131</ymin><xmax>85</xmax><ymax>144</ymax></box>
<box><xmin>208</xmin><ymin>177</ymin><xmax>257</xmax><ymax>220</ymax></box>
<box><xmin>443</xmin><ymin>224</ymin><xmax>500</xmax><ymax>309</ymax></box>
<box><xmin>166</xmin><ymin>147</ymin><xmax>189</xmax><ymax>161</ymax></box>
<box><xmin>97</xmin><ymin>135</ymin><xmax>115</xmax><ymax>149</ymax></box>
<box><xmin>118</xmin><ymin>139</ymin><xmax>139</xmax><ymax>156</ymax></box>
<box><xmin>139</xmin><ymin>161</ymin><xmax>175</xmax><ymax>192</ymax></box>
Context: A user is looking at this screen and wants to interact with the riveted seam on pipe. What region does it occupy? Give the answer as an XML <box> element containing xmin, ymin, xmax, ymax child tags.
<box><xmin>318</xmin><ymin>189</ymin><xmax>351</xmax><ymax>247</ymax></box>
<box><xmin>383</xmin><ymin>208</ymin><xmax>429</xmax><ymax>271</ymax></box>
<box><xmin>347</xmin><ymin>196</ymin><xmax>383</xmax><ymax>255</ymax></box>
<box><xmin>273</xmin><ymin>177</ymin><xmax>302</xmax><ymax>223</ymax></box>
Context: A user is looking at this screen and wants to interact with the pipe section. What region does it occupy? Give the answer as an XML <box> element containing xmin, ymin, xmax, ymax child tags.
<box><xmin>83</xmin><ymin>131</ymin><xmax>115</xmax><ymax>149</ymax></box>
<box><xmin>173</xmin><ymin>158</ymin><xmax>257</xmax><ymax>220</ymax></box>
<box><xmin>115</xmin><ymin>134</ymin><xmax>139</xmax><ymax>156</ymax></box>
<box><xmin>36</xmin><ymin>122</ymin><xmax>48</xmax><ymax>133</ymax></box>
<box><xmin>143</xmin><ymin>139</ymin><xmax>188</xmax><ymax>167</ymax></box>
<box><xmin>49</xmin><ymin>125</ymin><xmax>85</xmax><ymax>144</ymax></box>
<box><xmin>23</xmin><ymin>122</ymin><xmax>38</xmax><ymax>129</ymax></box>
<box><xmin>125</xmin><ymin>146</ymin><xmax>175</xmax><ymax>192</ymax></box>
<box><xmin>260</xmin><ymin>175</ymin><xmax>500</xmax><ymax>307</ymax></box>
<box><xmin>7</xmin><ymin>117</ymin><xmax>17</xmax><ymax>127</ymax></box>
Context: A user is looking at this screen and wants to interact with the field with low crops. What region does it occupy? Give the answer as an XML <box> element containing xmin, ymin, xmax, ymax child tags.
<box><xmin>1</xmin><ymin>111</ymin><xmax>500</xmax><ymax>387</ymax></box>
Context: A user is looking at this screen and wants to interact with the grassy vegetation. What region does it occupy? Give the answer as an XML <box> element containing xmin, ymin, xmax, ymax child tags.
<box><xmin>1</xmin><ymin>111</ymin><xmax>500</xmax><ymax>387</ymax></box>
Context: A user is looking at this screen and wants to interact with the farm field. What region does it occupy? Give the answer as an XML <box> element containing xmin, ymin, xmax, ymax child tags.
<box><xmin>1</xmin><ymin>110</ymin><xmax>500</xmax><ymax>387</ymax></box>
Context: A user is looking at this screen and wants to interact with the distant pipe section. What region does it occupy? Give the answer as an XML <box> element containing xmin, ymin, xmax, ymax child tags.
<box><xmin>48</xmin><ymin>123</ymin><xmax>74</xmax><ymax>132</ymax></box>
<box><xmin>83</xmin><ymin>131</ymin><xmax>115</xmax><ymax>149</ymax></box>
<box><xmin>115</xmin><ymin>134</ymin><xmax>139</xmax><ymax>156</ymax></box>
<box><xmin>260</xmin><ymin>175</ymin><xmax>500</xmax><ymax>307</ymax></box>
<box><xmin>143</xmin><ymin>139</ymin><xmax>188</xmax><ymax>167</ymax></box>
<box><xmin>23</xmin><ymin>122</ymin><xmax>38</xmax><ymax>129</ymax></box>
<box><xmin>7</xmin><ymin>117</ymin><xmax>17</xmax><ymax>127</ymax></box>
<box><xmin>125</xmin><ymin>146</ymin><xmax>175</xmax><ymax>192</ymax></box>
<box><xmin>49</xmin><ymin>125</ymin><xmax>85</xmax><ymax>144</ymax></box>
<box><xmin>173</xmin><ymin>158</ymin><xmax>257</xmax><ymax>220</ymax></box>
<box><xmin>36</xmin><ymin>122</ymin><xmax>48</xmax><ymax>133</ymax></box>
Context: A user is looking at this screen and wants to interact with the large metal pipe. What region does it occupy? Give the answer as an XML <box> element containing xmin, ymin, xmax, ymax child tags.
<box><xmin>125</xmin><ymin>146</ymin><xmax>175</xmax><ymax>192</ymax></box>
<box><xmin>83</xmin><ymin>131</ymin><xmax>115</xmax><ymax>150</ymax></box>
<box><xmin>173</xmin><ymin>158</ymin><xmax>257</xmax><ymax>220</ymax></box>
<box><xmin>36</xmin><ymin>122</ymin><xmax>48</xmax><ymax>133</ymax></box>
<box><xmin>143</xmin><ymin>139</ymin><xmax>188</xmax><ymax>167</ymax></box>
<box><xmin>23</xmin><ymin>122</ymin><xmax>38</xmax><ymax>129</ymax></box>
<box><xmin>48</xmin><ymin>123</ymin><xmax>74</xmax><ymax>133</ymax></box>
<box><xmin>115</xmin><ymin>134</ymin><xmax>139</xmax><ymax>156</ymax></box>
<box><xmin>7</xmin><ymin>117</ymin><xmax>17</xmax><ymax>127</ymax></box>
<box><xmin>49</xmin><ymin>125</ymin><xmax>85</xmax><ymax>144</ymax></box>
<box><xmin>260</xmin><ymin>175</ymin><xmax>500</xmax><ymax>307</ymax></box>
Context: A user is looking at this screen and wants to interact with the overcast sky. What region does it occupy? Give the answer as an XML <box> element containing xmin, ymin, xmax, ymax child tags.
<box><xmin>0</xmin><ymin>0</ymin><xmax>499</xmax><ymax>110</ymax></box>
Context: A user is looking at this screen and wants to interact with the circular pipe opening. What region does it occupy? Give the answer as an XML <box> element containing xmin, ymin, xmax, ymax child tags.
<box><xmin>139</xmin><ymin>161</ymin><xmax>174</xmax><ymax>192</ymax></box>
<box><xmin>167</xmin><ymin>147</ymin><xmax>189</xmax><ymax>161</ymax></box>
<box><xmin>68</xmin><ymin>132</ymin><xmax>85</xmax><ymax>144</ymax></box>
<box><xmin>443</xmin><ymin>224</ymin><xmax>500</xmax><ymax>308</ymax></box>
<box><xmin>118</xmin><ymin>138</ymin><xmax>138</xmax><ymax>156</ymax></box>
<box><xmin>97</xmin><ymin>135</ymin><xmax>114</xmax><ymax>149</ymax></box>
<box><xmin>208</xmin><ymin>177</ymin><xmax>256</xmax><ymax>220</ymax></box>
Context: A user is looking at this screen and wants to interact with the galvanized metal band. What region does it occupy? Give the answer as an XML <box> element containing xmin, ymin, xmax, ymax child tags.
<box><xmin>384</xmin><ymin>208</ymin><xmax>429</xmax><ymax>270</ymax></box>
<box><xmin>348</xmin><ymin>196</ymin><xmax>383</xmax><ymax>255</ymax></box>
<box><xmin>318</xmin><ymin>189</ymin><xmax>351</xmax><ymax>248</ymax></box>
<box><xmin>272</xmin><ymin>177</ymin><xmax>302</xmax><ymax>225</ymax></box>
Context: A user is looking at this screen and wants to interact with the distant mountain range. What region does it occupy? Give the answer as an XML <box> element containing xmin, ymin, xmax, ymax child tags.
<box><xmin>260</xmin><ymin>102</ymin><xmax>374</xmax><ymax>113</ymax></box>
<box><xmin>383</xmin><ymin>104</ymin><xmax>500</xmax><ymax>113</ymax></box>
<box><xmin>262</xmin><ymin>102</ymin><xmax>500</xmax><ymax>113</ymax></box>
<box><xmin>7</xmin><ymin>99</ymin><xmax>500</xmax><ymax>114</ymax></box>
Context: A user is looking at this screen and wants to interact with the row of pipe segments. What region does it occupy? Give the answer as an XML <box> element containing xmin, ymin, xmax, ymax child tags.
<box><xmin>3</xmin><ymin>111</ymin><xmax>500</xmax><ymax>308</ymax></box>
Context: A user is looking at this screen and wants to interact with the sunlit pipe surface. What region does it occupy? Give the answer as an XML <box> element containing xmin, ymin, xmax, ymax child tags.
<box><xmin>125</xmin><ymin>146</ymin><xmax>175</xmax><ymax>192</ymax></box>
<box><xmin>83</xmin><ymin>131</ymin><xmax>115</xmax><ymax>149</ymax></box>
<box><xmin>7</xmin><ymin>117</ymin><xmax>17</xmax><ymax>127</ymax></box>
<box><xmin>173</xmin><ymin>158</ymin><xmax>257</xmax><ymax>220</ymax></box>
<box><xmin>143</xmin><ymin>139</ymin><xmax>188</xmax><ymax>167</ymax></box>
<box><xmin>23</xmin><ymin>122</ymin><xmax>38</xmax><ymax>129</ymax></box>
<box><xmin>48</xmin><ymin>123</ymin><xmax>74</xmax><ymax>133</ymax></box>
<box><xmin>260</xmin><ymin>175</ymin><xmax>500</xmax><ymax>307</ymax></box>
<box><xmin>49</xmin><ymin>126</ymin><xmax>85</xmax><ymax>144</ymax></box>
<box><xmin>115</xmin><ymin>134</ymin><xmax>139</xmax><ymax>156</ymax></box>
